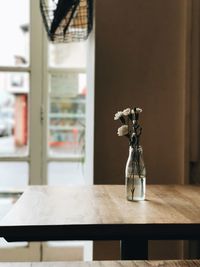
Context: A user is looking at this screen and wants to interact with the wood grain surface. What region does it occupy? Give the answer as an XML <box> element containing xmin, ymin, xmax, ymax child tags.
<box><xmin>0</xmin><ymin>260</ymin><xmax>200</xmax><ymax>267</ymax></box>
<box><xmin>1</xmin><ymin>185</ymin><xmax>200</xmax><ymax>241</ymax></box>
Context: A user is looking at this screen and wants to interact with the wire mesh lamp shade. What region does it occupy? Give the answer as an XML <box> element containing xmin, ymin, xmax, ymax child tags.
<box><xmin>40</xmin><ymin>0</ymin><xmax>93</xmax><ymax>43</ymax></box>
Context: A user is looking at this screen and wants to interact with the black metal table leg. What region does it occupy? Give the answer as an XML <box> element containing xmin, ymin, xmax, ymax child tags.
<box><xmin>120</xmin><ymin>239</ymin><xmax>148</xmax><ymax>260</ymax></box>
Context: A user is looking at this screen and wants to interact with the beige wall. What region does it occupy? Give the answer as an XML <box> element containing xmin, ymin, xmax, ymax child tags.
<box><xmin>94</xmin><ymin>0</ymin><xmax>189</xmax><ymax>185</ymax></box>
<box><xmin>92</xmin><ymin>0</ymin><xmax>190</xmax><ymax>260</ymax></box>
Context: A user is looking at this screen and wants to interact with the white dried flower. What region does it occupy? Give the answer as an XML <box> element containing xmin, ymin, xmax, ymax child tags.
<box><xmin>114</xmin><ymin>111</ymin><xmax>123</xmax><ymax>120</ymax></box>
<box><xmin>123</xmin><ymin>108</ymin><xmax>131</xmax><ymax>116</ymax></box>
<box><xmin>135</xmin><ymin>108</ymin><xmax>142</xmax><ymax>113</ymax></box>
<box><xmin>117</xmin><ymin>125</ymin><xmax>129</xmax><ymax>136</ymax></box>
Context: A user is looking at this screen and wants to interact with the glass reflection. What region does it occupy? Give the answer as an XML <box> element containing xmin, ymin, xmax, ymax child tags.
<box><xmin>0</xmin><ymin>72</ymin><xmax>29</xmax><ymax>157</ymax></box>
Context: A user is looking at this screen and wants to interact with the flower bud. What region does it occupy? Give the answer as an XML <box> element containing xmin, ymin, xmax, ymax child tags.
<box><xmin>114</xmin><ymin>111</ymin><xmax>123</xmax><ymax>120</ymax></box>
<box><xmin>117</xmin><ymin>125</ymin><xmax>129</xmax><ymax>136</ymax></box>
<box><xmin>122</xmin><ymin>108</ymin><xmax>131</xmax><ymax>116</ymax></box>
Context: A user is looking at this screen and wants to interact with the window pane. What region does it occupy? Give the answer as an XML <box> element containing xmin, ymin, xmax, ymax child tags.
<box><xmin>0</xmin><ymin>72</ymin><xmax>29</xmax><ymax>157</ymax></box>
<box><xmin>0</xmin><ymin>0</ymin><xmax>29</xmax><ymax>67</ymax></box>
<box><xmin>49</xmin><ymin>42</ymin><xmax>86</xmax><ymax>68</ymax></box>
<box><xmin>0</xmin><ymin>162</ymin><xmax>28</xmax><ymax>191</ymax></box>
<box><xmin>48</xmin><ymin>73</ymin><xmax>86</xmax><ymax>158</ymax></box>
<box><xmin>48</xmin><ymin>162</ymin><xmax>85</xmax><ymax>185</ymax></box>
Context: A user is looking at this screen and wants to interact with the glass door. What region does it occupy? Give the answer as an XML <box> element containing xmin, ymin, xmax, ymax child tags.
<box><xmin>39</xmin><ymin>40</ymin><xmax>88</xmax><ymax>186</ymax></box>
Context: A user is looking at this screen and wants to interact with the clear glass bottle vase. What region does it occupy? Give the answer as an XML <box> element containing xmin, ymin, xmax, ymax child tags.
<box><xmin>125</xmin><ymin>145</ymin><xmax>146</xmax><ymax>201</ymax></box>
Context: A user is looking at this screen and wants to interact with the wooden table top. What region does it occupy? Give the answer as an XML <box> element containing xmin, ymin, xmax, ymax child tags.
<box><xmin>1</xmin><ymin>185</ymin><xmax>200</xmax><ymax>241</ymax></box>
<box><xmin>0</xmin><ymin>261</ymin><xmax>199</xmax><ymax>267</ymax></box>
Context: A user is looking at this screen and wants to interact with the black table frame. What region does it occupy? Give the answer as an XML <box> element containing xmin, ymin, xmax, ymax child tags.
<box><xmin>2</xmin><ymin>223</ymin><xmax>200</xmax><ymax>260</ymax></box>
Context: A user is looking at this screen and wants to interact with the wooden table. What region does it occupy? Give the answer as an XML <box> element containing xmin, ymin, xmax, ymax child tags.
<box><xmin>0</xmin><ymin>260</ymin><xmax>199</xmax><ymax>267</ymax></box>
<box><xmin>0</xmin><ymin>185</ymin><xmax>200</xmax><ymax>260</ymax></box>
